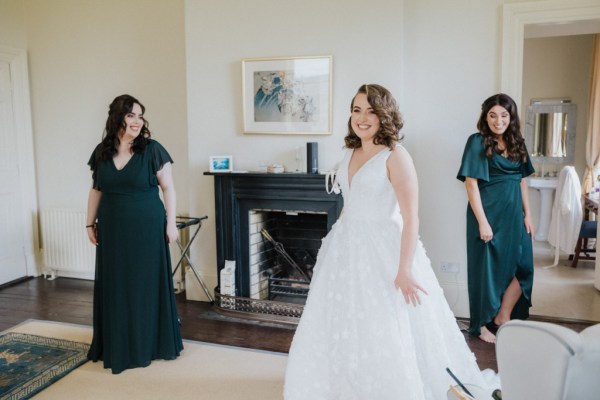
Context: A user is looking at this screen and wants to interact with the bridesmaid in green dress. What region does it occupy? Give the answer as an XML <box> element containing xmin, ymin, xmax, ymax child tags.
<box><xmin>86</xmin><ymin>94</ymin><xmax>183</xmax><ymax>373</ymax></box>
<box><xmin>457</xmin><ymin>93</ymin><xmax>535</xmax><ymax>344</ymax></box>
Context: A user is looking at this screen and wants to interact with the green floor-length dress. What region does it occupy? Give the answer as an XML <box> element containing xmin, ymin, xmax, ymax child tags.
<box><xmin>87</xmin><ymin>139</ymin><xmax>183</xmax><ymax>374</ymax></box>
<box><xmin>457</xmin><ymin>133</ymin><xmax>535</xmax><ymax>337</ymax></box>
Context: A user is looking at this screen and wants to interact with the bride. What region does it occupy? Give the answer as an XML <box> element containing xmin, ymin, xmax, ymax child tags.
<box><xmin>284</xmin><ymin>84</ymin><xmax>494</xmax><ymax>399</ymax></box>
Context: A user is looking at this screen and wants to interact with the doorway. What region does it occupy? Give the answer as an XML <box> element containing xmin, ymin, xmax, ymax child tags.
<box><xmin>502</xmin><ymin>1</ymin><xmax>600</xmax><ymax>322</ymax></box>
<box><xmin>0</xmin><ymin>46</ymin><xmax>38</xmax><ymax>285</ymax></box>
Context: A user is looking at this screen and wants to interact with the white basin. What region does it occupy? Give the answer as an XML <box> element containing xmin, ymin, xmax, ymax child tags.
<box><xmin>528</xmin><ymin>177</ymin><xmax>559</xmax><ymax>189</ymax></box>
<box><xmin>528</xmin><ymin>177</ymin><xmax>558</xmax><ymax>241</ymax></box>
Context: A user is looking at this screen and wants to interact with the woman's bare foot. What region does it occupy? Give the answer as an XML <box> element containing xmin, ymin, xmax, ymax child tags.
<box><xmin>478</xmin><ymin>326</ymin><xmax>496</xmax><ymax>343</ymax></box>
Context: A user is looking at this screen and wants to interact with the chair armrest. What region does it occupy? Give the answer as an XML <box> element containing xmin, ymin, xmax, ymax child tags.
<box><xmin>496</xmin><ymin>320</ymin><xmax>582</xmax><ymax>400</ymax></box>
<box><xmin>580</xmin><ymin>323</ymin><xmax>600</xmax><ymax>351</ymax></box>
<box><xmin>563</xmin><ymin>351</ymin><xmax>600</xmax><ymax>400</ymax></box>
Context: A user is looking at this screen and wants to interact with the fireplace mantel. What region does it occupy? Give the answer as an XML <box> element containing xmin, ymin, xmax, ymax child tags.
<box><xmin>204</xmin><ymin>172</ymin><xmax>343</xmax><ymax>298</ymax></box>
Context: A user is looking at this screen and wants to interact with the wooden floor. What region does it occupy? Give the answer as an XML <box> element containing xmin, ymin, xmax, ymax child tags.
<box><xmin>0</xmin><ymin>277</ymin><xmax>595</xmax><ymax>373</ymax></box>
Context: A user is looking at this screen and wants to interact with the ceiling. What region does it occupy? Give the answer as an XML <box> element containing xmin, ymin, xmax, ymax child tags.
<box><xmin>525</xmin><ymin>19</ymin><xmax>600</xmax><ymax>38</ymax></box>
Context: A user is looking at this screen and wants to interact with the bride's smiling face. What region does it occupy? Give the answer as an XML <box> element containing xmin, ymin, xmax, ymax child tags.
<box><xmin>350</xmin><ymin>93</ymin><xmax>380</xmax><ymax>142</ymax></box>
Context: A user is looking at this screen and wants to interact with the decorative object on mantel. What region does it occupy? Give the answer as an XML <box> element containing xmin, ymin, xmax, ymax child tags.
<box><xmin>307</xmin><ymin>142</ymin><xmax>318</xmax><ymax>173</ymax></box>
<box><xmin>267</xmin><ymin>163</ymin><xmax>285</xmax><ymax>173</ymax></box>
<box><xmin>209</xmin><ymin>155</ymin><xmax>233</xmax><ymax>172</ymax></box>
<box><xmin>295</xmin><ymin>146</ymin><xmax>303</xmax><ymax>172</ymax></box>
<box><xmin>241</xmin><ymin>55</ymin><xmax>332</xmax><ymax>135</ymax></box>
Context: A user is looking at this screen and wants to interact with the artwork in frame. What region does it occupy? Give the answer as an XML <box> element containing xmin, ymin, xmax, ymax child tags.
<box><xmin>209</xmin><ymin>156</ymin><xmax>233</xmax><ymax>173</ymax></box>
<box><xmin>242</xmin><ymin>55</ymin><xmax>332</xmax><ymax>135</ymax></box>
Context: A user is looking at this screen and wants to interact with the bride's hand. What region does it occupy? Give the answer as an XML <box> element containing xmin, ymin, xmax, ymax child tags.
<box><xmin>394</xmin><ymin>269</ymin><xmax>428</xmax><ymax>306</ymax></box>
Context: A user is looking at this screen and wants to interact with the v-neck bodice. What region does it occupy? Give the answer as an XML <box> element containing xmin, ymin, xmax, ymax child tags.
<box><xmin>112</xmin><ymin>152</ymin><xmax>136</xmax><ymax>172</ymax></box>
<box><xmin>88</xmin><ymin>139</ymin><xmax>172</xmax><ymax>195</ymax></box>
<box><xmin>336</xmin><ymin>146</ymin><xmax>400</xmax><ymax>221</ymax></box>
<box><xmin>347</xmin><ymin>147</ymin><xmax>388</xmax><ymax>188</ymax></box>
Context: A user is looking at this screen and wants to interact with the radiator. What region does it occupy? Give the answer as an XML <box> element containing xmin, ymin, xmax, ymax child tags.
<box><xmin>40</xmin><ymin>208</ymin><xmax>95</xmax><ymax>280</ymax></box>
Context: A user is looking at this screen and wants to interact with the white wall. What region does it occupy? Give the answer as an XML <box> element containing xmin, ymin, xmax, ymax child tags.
<box><xmin>0</xmin><ymin>0</ymin><xmax>27</xmax><ymax>48</ymax></box>
<box><xmin>184</xmin><ymin>0</ymin><xmax>406</xmax><ymax>301</ymax></box>
<box><xmin>402</xmin><ymin>0</ymin><xmax>509</xmax><ymax>315</ymax></box>
<box><xmin>23</xmin><ymin>0</ymin><xmax>189</xmax><ymax>214</ymax></box>
<box><xmin>184</xmin><ymin>0</ymin><xmax>530</xmax><ymax>315</ymax></box>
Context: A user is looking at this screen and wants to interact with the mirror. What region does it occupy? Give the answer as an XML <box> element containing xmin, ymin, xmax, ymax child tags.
<box><xmin>532</xmin><ymin>112</ymin><xmax>567</xmax><ymax>157</ymax></box>
<box><xmin>525</xmin><ymin>99</ymin><xmax>577</xmax><ymax>165</ymax></box>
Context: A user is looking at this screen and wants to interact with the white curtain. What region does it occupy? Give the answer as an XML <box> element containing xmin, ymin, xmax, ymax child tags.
<box><xmin>583</xmin><ymin>34</ymin><xmax>600</xmax><ymax>195</ymax></box>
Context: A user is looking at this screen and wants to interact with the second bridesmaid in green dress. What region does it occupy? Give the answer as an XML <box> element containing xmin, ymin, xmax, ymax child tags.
<box><xmin>457</xmin><ymin>93</ymin><xmax>535</xmax><ymax>344</ymax></box>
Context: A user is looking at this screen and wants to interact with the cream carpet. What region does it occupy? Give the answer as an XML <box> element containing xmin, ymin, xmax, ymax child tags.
<box><xmin>5</xmin><ymin>320</ymin><xmax>288</xmax><ymax>400</ymax></box>
<box><xmin>532</xmin><ymin>241</ymin><xmax>600</xmax><ymax>322</ymax></box>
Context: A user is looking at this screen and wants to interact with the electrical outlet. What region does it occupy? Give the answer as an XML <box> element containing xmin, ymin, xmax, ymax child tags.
<box><xmin>440</xmin><ymin>261</ymin><xmax>460</xmax><ymax>273</ymax></box>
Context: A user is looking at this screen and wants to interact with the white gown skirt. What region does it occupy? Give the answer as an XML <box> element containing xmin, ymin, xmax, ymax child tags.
<box><xmin>283</xmin><ymin>216</ymin><xmax>489</xmax><ymax>400</ymax></box>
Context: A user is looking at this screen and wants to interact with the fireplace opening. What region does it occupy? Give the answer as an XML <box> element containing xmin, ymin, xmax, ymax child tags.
<box><xmin>248</xmin><ymin>209</ymin><xmax>327</xmax><ymax>305</ymax></box>
<box><xmin>206</xmin><ymin>172</ymin><xmax>343</xmax><ymax>323</ymax></box>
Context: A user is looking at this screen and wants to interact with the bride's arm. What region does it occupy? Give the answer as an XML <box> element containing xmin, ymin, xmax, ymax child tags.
<box><xmin>387</xmin><ymin>146</ymin><xmax>427</xmax><ymax>306</ymax></box>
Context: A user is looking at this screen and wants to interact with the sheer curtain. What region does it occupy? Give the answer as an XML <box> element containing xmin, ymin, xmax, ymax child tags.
<box><xmin>583</xmin><ymin>34</ymin><xmax>600</xmax><ymax>195</ymax></box>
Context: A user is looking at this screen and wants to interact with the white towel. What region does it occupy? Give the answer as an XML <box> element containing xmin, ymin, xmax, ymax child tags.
<box><xmin>548</xmin><ymin>166</ymin><xmax>583</xmax><ymax>254</ymax></box>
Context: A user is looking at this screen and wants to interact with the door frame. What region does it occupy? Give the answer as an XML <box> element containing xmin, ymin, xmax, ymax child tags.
<box><xmin>0</xmin><ymin>45</ymin><xmax>39</xmax><ymax>276</ymax></box>
<box><xmin>501</xmin><ymin>0</ymin><xmax>600</xmax><ymax>107</ymax></box>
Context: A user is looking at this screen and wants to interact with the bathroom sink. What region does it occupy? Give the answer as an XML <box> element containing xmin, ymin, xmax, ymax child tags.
<box><xmin>527</xmin><ymin>177</ymin><xmax>559</xmax><ymax>242</ymax></box>
<box><xmin>528</xmin><ymin>177</ymin><xmax>559</xmax><ymax>189</ymax></box>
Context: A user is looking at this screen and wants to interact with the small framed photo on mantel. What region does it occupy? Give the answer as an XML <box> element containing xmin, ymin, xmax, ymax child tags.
<box><xmin>242</xmin><ymin>55</ymin><xmax>332</xmax><ymax>135</ymax></box>
<box><xmin>209</xmin><ymin>156</ymin><xmax>233</xmax><ymax>173</ymax></box>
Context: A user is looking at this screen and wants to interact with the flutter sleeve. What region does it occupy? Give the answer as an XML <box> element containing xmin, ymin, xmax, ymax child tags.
<box><xmin>520</xmin><ymin>147</ymin><xmax>535</xmax><ymax>178</ymax></box>
<box><xmin>456</xmin><ymin>133</ymin><xmax>489</xmax><ymax>182</ymax></box>
<box><xmin>87</xmin><ymin>144</ymin><xmax>102</xmax><ymax>190</ymax></box>
<box><xmin>150</xmin><ymin>139</ymin><xmax>174</xmax><ymax>175</ymax></box>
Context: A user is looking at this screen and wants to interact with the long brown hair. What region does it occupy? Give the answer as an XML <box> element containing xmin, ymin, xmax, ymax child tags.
<box><xmin>98</xmin><ymin>94</ymin><xmax>151</xmax><ymax>161</ymax></box>
<box><xmin>344</xmin><ymin>84</ymin><xmax>404</xmax><ymax>150</ymax></box>
<box><xmin>477</xmin><ymin>93</ymin><xmax>527</xmax><ymax>162</ymax></box>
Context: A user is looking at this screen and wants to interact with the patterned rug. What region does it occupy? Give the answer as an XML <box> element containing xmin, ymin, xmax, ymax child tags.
<box><xmin>0</xmin><ymin>332</ymin><xmax>88</xmax><ymax>400</ymax></box>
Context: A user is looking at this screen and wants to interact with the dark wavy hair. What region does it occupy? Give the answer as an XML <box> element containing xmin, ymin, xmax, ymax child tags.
<box><xmin>344</xmin><ymin>84</ymin><xmax>404</xmax><ymax>150</ymax></box>
<box><xmin>477</xmin><ymin>93</ymin><xmax>527</xmax><ymax>162</ymax></box>
<box><xmin>98</xmin><ymin>94</ymin><xmax>151</xmax><ymax>161</ymax></box>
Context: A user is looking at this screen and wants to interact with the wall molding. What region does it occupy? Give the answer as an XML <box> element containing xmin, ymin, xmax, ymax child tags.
<box><xmin>501</xmin><ymin>0</ymin><xmax>600</xmax><ymax>106</ymax></box>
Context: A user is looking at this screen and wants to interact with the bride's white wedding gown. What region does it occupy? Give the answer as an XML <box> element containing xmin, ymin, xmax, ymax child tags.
<box><xmin>284</xmin><ymin>146</ymin><xmax>492</xmax><ymax>400</ymax></box>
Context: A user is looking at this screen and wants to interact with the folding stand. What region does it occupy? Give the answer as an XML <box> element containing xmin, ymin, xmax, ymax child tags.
<box><xmin>172</xmin><ymin>216</ymin><xmax>213</xmax><ymax>303</ymax></box>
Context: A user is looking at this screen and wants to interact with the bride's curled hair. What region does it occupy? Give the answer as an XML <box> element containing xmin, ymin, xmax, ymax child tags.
<box><xmin>344</xmin><ymin>84</ymin><xmax>404</xmax><ymax>150</ymax></box>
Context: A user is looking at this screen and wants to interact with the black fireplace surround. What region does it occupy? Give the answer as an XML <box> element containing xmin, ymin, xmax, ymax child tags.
<box><xmin>205</xmin><ymin>172</ymin><xmax>343</xmax><ymax>298</ymax></box>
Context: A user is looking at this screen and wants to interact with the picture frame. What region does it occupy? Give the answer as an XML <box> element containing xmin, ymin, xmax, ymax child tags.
<box><xmin>242</xmin><ymin>55</ymin><xmax>332</xmax><ymax>135</ymax></box>
<box><xmin>209</xmin><ymin>156</ymin><xmax>233</xmax><ymax>173</ymax></box>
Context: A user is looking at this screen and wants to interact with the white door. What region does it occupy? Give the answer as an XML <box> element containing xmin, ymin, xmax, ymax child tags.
<box><xmin>0</xmin><ymin>58</ymin><xmax>28</xmax><ymax>284</ymax></box>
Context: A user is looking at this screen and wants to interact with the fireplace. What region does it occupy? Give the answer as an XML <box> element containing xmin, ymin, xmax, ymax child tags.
<box><xmin>205</xmin><ymin>172</ymin><xmax>342</xmax><ymax>323</ymax></box>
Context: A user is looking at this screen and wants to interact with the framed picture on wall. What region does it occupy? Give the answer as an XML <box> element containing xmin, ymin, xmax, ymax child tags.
<box><xmin>242</xmin><ymin>55</ymin><xmax>332</xmax><ymax>135</ymax></box>
<box><xmin>209</xmin><ymin>156</ymin><xmax>233</xmax><ymax>173</ymax></box>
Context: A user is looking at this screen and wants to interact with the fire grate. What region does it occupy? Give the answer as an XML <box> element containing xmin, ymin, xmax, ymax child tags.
<box><xmin>269</xmin><ymin>275</ymin><xmax>309</xmax><ymax>299</ymax></box>
<box><xmin>214</xmin><ymin>288</ymin><xmax>304</xmax><ymax>325</ymax></box>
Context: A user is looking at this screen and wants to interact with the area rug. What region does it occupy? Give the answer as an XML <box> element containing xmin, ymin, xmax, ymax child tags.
<box><xmin>0</xmin><ymin>331</ymin><xmax>88</xmax><ymax>400</ymax></box>
<box><xmin>3</xmin><ymin>320</ymin><xmax>287</xmax><ymax>400</ymax></box>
